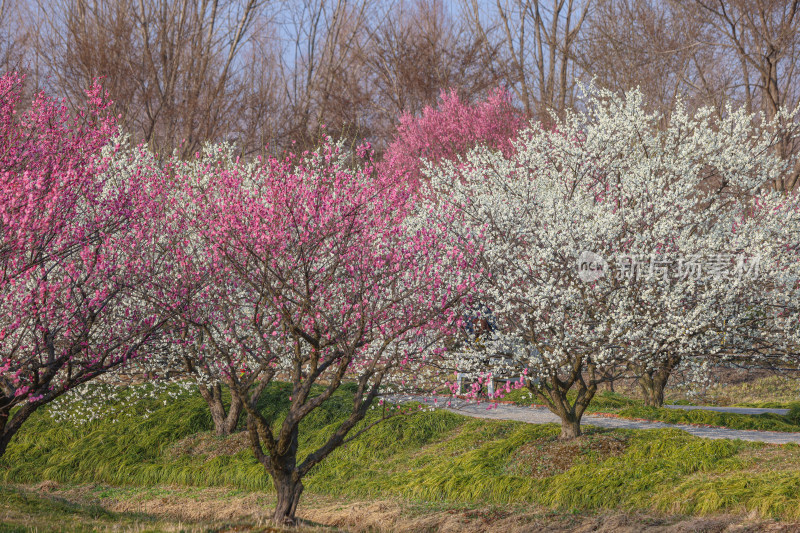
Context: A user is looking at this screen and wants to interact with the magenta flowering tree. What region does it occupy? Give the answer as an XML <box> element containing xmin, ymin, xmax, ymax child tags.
<box><xmin>123</xmin><ymin>143</ymin><xmax>255</xmax><ymax>437</ymax></box>
<box><xmin>380</xmin><ymin>87</ymin><xmax>525</xmax><ymax>189</ymax></box>
<box><xmin>0</xmin><ymin>73</ymin><xmax>168</xmax><ymax>456</ymax></box>
<box><xmin>173</xmin><ymin>139</ymin><xmax>476</xmax><ymax>524</ymax></box>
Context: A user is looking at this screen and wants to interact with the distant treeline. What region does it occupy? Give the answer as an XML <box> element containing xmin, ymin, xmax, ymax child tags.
<box><xmin>1</xmin><ymin>0</ymin><xmax>798</xmax><ymax>189</ymax></box>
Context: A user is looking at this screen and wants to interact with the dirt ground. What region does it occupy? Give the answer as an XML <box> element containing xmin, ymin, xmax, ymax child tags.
<box><xmin>8</xmin><ymin>482</ymin><xmax>800</xmax><ymax>533</ymax></box>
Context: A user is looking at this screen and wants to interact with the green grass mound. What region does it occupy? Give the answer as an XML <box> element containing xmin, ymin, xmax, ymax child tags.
<box><xmin>3</xmin><ymin>383</ymin><xmax>800</xmax><ymax>520</ymax></box>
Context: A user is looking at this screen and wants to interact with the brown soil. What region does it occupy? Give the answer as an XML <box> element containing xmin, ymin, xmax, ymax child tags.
<box><xmin>165</xmin><ymin>429</ymin><xmax>251</xmax><ymax>459</ymax></box>
<box><xmin>506</xmin><ymin>431</ymin><xmax>629</xmax><ymax>478</ymax></box>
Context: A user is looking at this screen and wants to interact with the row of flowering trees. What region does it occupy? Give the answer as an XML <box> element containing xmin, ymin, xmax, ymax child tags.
<box><xmin>0</xmin><ymin>73</ymin><xmax>479</xmax><ymax>524</ymax></box>
<box><xmin>1</xmin><ymin>72</ymin><xmax>798</xmax><ymax>523</ymax></box>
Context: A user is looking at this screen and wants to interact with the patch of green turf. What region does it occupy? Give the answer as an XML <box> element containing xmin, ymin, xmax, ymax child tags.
<box><xmin>0</xmin><ymin>486</ymin><xmax>164</xmax><ymax>532</ymax></box>
<box><xmin>732</xmin><ymin>401</ymin><xmax>796</xmax><ymax>408</ymax></box>
<box><xmin>0</xmin><ymin>487</ymin><xmax>118</xmax><ymax>521</ymax></box>
<box><xmin>616</xmin><ymin>404</ymin><xmax>800</xmax><ymax>433</ymax></box>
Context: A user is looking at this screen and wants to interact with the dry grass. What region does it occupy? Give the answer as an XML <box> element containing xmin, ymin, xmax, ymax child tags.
<box><xmin>165</xmin><ymin>430</ymin><xmax>251</xmax><ymax>459</ymax></box>
<box><xmin>702</xmin><ymin>375</ymin><xmax>800</xmax><ymax>407</ymax></box>
<box><xmin>6</xmin><ymin>483</ymin><xmax>800</xmax><ymax>532</ymax></box>
<box><xmin>730</xmin><ymin>443</ymin><xmax>800</xmax><ymax>475</ymax></box>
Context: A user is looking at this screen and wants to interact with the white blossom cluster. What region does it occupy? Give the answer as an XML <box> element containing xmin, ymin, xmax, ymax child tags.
<box><xmin>47</xmin><ymin>379</ymin><xmax>195</xmax><ymax>425</ymax></box>
<box><xmin>422</xmin><ymin>85</ymin><xmax>800</xmax><ymax>398</ymax></box>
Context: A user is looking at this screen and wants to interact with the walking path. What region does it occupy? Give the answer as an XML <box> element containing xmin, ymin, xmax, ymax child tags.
<box><xmin>662</xmin><ymin>404</ymin><xmax>790</xmax><ymax>415</ymax></box>
<box><xmin>389</xmin><ymin>395</ymin><xmax>800</xmax><ymax>445</ymax></box>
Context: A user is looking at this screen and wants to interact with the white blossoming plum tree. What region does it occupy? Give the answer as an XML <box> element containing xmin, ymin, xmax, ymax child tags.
<box><xmin>425</xmin><ymin>86</ymin><xmax>799</xmax><ymax>436</ymax></box>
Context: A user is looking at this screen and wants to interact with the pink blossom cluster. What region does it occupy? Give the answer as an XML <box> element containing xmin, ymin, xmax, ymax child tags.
<box><xmin>0</xmin><ymin>73</ymin><xmax>168</xmax><ymax>453</ymax></box>
<box><xmin>380</xmin><ymin>87</ymin><xmax>525</xmax><ymax>189</ymax></box>
<box><xmin>162</xmin><ymin>139</ymin><xmax>480</xmax><ymax>392</ymax></box>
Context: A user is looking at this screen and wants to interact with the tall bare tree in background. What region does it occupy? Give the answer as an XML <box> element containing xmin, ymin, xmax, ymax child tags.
<box><xmin>463</xmin><ymin>0</ymin><xmax>592</xmax><ymax>120</ymax></box>
<box><xmin>688</xmin><ymin>0</ymin><xmax>800</xmax><ymax>191</ymax></box>
<box><xmin>238</xmin><ymin>0</ymin><xmax>502</xmax><ymax>155</ymax></box>
<box><xmin>32</xmin><ymin>0</ymin><xmax>263</xmax><ymax>158</ymax></box>
<box><xmin>8</xmin><ymin>0</ymin><xmax>798</xmax><ymax>186</ymax></box>
<box><xmin>355</xmin><ymin>0</ymin><xmax>503</xmax><ymax>146</ymax></box>
<box><xmin>0</xmin><ymin>0</ymin><xmax>31</xmax><ymax>74</ymax></box>
<box><xmin>271</xmin><ymin>0</ymin><xmax>374</xmax><ymax>152</ymax></box>
<box><xmin>578</xmin><ymin>0</ymin><xmax>715</xmax><ymax>115</ymax></box>
<box><xmin>22</xmin><ymin>0</ymin><xmax>499</xmax><ymax>157</ymax></box>
<box><xmin>582</xmin><ymin>0</ymin><xmax>800</xmax><ymax>191</ymax></box>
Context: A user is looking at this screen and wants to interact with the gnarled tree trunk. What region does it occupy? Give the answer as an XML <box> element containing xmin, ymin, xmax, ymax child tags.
<box><xmin>247</xmin><ymin>413</ymin><xmax>305</xmax><ymax>525</ymax></box>
<box><xmin>637</xmin><ymin>354</ymin><xmax>682</xmax><ymax>407</ymax></box>
<box><xmin>271</xmin><ymin>466</ymin><xmax>304</xmax><ymax>525</ymax></box>
<box><xmin>198</xmin><ymin>382</ymin><xmax>243</xmax><ymax>436</ymax></box>
<box><xmin>559</xmin><ymin>415</ymin><xmax>582</xmax><ymax>440</ymax></box>
<box><xmin>0</xmin><ymin>409</ymin><xmax>11</xmax><ymax>458</ymax></box>
<box><xmin>0</xmin><ymin>399</ymin><xmax>37</xmax><ymax>459</ymax></box>
<box><xmin>532</xmin><ymin>366</ymin><xmax>598</xmax><ymax>440</ymax></box>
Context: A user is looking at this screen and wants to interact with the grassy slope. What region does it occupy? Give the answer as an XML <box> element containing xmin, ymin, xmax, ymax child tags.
<box><xmin>615</xmin><ymin>405</ymin><xmax>800</xmax><ymax>432</ymax></box>
<box><xmin>3</xmin><ymin>383</ymin><xmax>800</xmax><ymax>521</ymax></box>
<box><xmin>702</xmin><ymin>376</ymin><xmax>800</xmax><ymax>408</ymax></box>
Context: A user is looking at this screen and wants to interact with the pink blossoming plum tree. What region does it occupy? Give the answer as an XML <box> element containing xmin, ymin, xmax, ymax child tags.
<box><xmin>381</xmin><ymin>87</ymin><xmax>525</xmax><ymax>189</ymax></box>
<box><xmin>0</xmin><ymin>73</ymin><xmax>170</xmax><ymax>456</ymax></box>
<box><xmin>171</xmin><ymin>139</ymin><xmax>476</xmax><ymax>524</ymax></box>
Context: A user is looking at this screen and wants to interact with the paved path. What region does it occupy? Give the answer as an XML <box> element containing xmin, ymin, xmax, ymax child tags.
<box><xmin>389</xmin><ymin>396</ymin><xmax>800</xmax><ymax>445</ymax></box>
<box><xmin>663</xmin><ymin>404</ymin><xmax>790</xmax><ymax>415</ymax></box>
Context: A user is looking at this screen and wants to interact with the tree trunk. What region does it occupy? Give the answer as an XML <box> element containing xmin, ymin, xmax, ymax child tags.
<box><xmin>560</xmin><ymin>416</ymin><xmax>582</xmax><ymax>440</ymax></box>
<box><xmin>268</xmin><ymin>424</ymin><xmax>304</xmax><ymax>525</ymax></box>
<box><xmin>531</xmin><ymin>378</ymin><xmax>592</xmax><ymax>441</ymax></box>
<box><xmin>0</xmin><ymin>416</ymin><xmax>12</xmax><ymax>458</ymax></box>
<box><xmin>637</xmin><ymin>354</ymin><xmax>681</xmax><ymax>408</ymax></box>
<box><xmin>247</xmin><ymin>413</ymin><xmax>306</xmax><ymax>526</ymax></box>
<box><xmin>639</xmin><ymin>374</ymin><xmax>666</xmax><ymax>407</ymax></box>
<box><xmin>0</xmin><ymin>403</ymin><xmax>35</xmax><ymax>459</ymax></box>
<box><xmin>198</xmin><ymin>383</ymin><xmax>243</xmax><ymax>436</ymax></box>
<box><xmin>272</xmin><ymin>468</ymin><xmax>304</xmax><ymax>525</ymax></box>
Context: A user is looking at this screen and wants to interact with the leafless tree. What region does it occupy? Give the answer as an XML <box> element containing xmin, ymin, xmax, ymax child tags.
<box><xmin>687</xmin><ymin>0</ymin><xmax>800</xmax><ymax>191</ymax></box>
<box><xmin>580</xmin><ymin>0</ymin><xmax>800</xmax><ymax>191</ymax></box>
<box><xmin>462</xmin><ymin>0</ymin><xmax>592</xmax><ymax>120</ymax></box>
<box><xmin>577</xmin><ymin>0</ymin><xmax>716</xmax><ymax>116</ymax></box>
<box><xmin>0</xmin><ymin>0</ymin><xmax>32</xmax><ymax>74</ymax></box>
<box><xmin>356</xmin><ymin>0</ymin><xmax>503</xmax><ymax>147</ymax></box>
<box><xmin>32</xmin><ymin>0</ymin><xmax>264</xmax><ymax>158</ymax></box>
<box><xmin>26</xmin><ymin>0</ymin><xmax>796</xmax><ymax>188</ymax></box>
<box><xmin>238</xmin><ymin>0</ymin><xmax>502</xmax><ymax>155</ymax></box>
